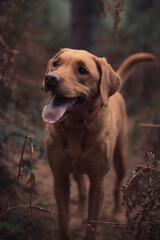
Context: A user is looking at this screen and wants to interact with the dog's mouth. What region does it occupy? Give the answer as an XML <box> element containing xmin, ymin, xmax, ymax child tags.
<box><xmin>42</xmin><ymin>94</ymin><xmax>84</xmax><ymax>124</ymax></box>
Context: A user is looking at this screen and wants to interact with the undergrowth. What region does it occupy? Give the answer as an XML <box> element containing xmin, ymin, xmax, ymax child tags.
<box><xmin>120</xmin><ymin>153</ymin><xmax>160</xmax><ymax>240</ymax></box>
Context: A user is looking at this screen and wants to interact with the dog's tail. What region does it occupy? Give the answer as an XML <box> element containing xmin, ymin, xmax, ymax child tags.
<box><xmin>117</xmin><ymin>53</ymin><xmax>156</xmax><ymax>82</ymax></box>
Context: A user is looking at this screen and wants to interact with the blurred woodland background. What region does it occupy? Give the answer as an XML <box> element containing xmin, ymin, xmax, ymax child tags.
<box><xmin>0</xmin><ymin>0</ymin><xmax>160</xmax><ymax>239</ymax></box>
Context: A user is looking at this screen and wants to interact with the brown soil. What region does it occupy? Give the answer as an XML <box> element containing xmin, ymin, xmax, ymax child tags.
<box><xmin>33</xmin><ymin>154</ymin><xmax>140</xmax><ymax>240</ymax></box>
<box><xmin>0</xmin><ymin>119</ymin><xmax>143</xmax><ymax>240</ymax></box>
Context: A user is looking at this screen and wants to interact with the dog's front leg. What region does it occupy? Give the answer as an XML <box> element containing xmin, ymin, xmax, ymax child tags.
<box><xmin>85</xmin><ymin>177</ymin><xmax>105</xmax><ymax>240</ymax></box>
<box><xmin>54</xmin><ymin>175</ymin><xmax>70</xmax><ymax>240</ymax></box>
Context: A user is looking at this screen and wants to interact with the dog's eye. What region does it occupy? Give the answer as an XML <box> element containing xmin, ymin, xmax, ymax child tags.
<box><xmin>53</xmin><ymin>61</ymin><xmax>58</xmax><ymax>67</ymax></box>
<box><xmin>78</xmin><ymin>67</ymin><xmax>88</xmax><ymax>75</ymax></box>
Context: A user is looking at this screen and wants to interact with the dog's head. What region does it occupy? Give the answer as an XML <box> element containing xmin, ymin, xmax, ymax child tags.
<box><xmin>42</xmin><ymin>48</ymin><xmax>121</xmax><ymax>124</ymax></box>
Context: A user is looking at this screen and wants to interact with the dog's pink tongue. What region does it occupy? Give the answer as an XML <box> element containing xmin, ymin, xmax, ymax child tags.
<box><xmin>42</xmin><ymin>97</ymin><xmax>72</xmax><ymax>124</ymax></box>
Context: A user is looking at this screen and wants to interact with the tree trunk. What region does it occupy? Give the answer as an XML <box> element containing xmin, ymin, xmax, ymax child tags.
<box><xmin>68</xmin><ymin>0</ymin><xmax>101</xmax><ymax>55</ymax></box>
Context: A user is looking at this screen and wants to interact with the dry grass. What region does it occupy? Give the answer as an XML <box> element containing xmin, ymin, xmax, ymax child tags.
<box><xmin>120</xmin><ymin>153</ymin><xmax>160</xmax><ymax>240</ymax></box>
<box><xmin>0</xmin><ymin>140</ymin><xmax>159</xmax><ymax>239</ymax></box>
<box><xmin>0</xmin><ymin>134</ymin><xmax>58</xmax><ymax>240</ymax></box>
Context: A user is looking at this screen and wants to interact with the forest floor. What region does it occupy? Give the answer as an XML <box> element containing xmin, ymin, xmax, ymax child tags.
<box><xmin>0</xmin><ymin>118</ymin><xmax>143</xmax><ymax>240</ymax></box>
<box><xmin>33</xmin><ymin>148</ymin><xmax>140</xmax><ymax>240</ymax></box>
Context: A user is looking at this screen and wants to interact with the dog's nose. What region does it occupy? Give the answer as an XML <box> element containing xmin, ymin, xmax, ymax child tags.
<box><xmin>45</xmin><ymin>74</ymin><xmax>61</xmax><ymax>90</ymax></box>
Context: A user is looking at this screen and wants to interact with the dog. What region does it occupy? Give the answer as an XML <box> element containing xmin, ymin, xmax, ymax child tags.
<box><xmin>41</xmin><ymin>49</ymin><xmax>155</xmax><ymax>240</ymax></box>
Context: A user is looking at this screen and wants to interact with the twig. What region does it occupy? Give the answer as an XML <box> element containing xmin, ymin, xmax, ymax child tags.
<box><xmin>0</xmin><ymin>134</ymin><xmax>58</xmax><ymax>221</ymax></box>
<box><xmin>98</xmin><ymin>0</ymin><xmax>107</xmax><ymax>17</ymax></box>
<box><xmin>90</xmin><ymin>220</ymin><xmax>126</xmax><ymax>225</ymax></box>
<box><xmin>139</xmin><ymin>123</ymin><xmax>160</xmax><ymax>128</ymax></box>
<box><xmin>0</xmin><ymin>36</ymin><xmax>9</xmax><ymax>50</ymax></box>
<box><xmin>22</xmin><ymin>135</ymin><xmax>34</xmax><ymax>217</ymax></box>
<box><xmin>0</xmin><ymin>135</ymin><xmax>28</xmax><ymax>219</ymax></box>
<box><xmin>29</xmin><ymin>136</ymin><xmax>33</xmax><ymax>216</ymax></box>
<box><xmin>1</xmin><ymin>204</ymin><xmax>58</xmax><ymax>217</ymax></box>
<box><xmin>0</xmin><ymin>204</ymin><xmax>58</xmax><ymax>239</ymax></box>
<box><xmin>139</xmin><ymin>165</ymin><xmax>160</xmax><ymax>172</ymax></box>
<box><xmin>0</xmin><ymin>134</ymin><xmax>38</xmax><ymax>219</ymax></box>
<box><xmin>0</xmin><ymin>0</ymin><xmax>43</xmax><ymax>83</ymax></box>
<box><xmin>12</xmin><ymin>0</ymin><xmax>43</xmax><ymax>49</ymax></box>
<box><xmin>123</xmin><ymin>164</ymin><xmax>160</xmax><ymax>190</ymax></box>
<box><xmin>107</xmin><ymin>0</ymin><xmax>125</xmax><ymax>38</ymax></box>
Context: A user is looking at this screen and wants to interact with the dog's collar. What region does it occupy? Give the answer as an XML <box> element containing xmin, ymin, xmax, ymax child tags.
<box><xmin>74</xmin><ymin>103</ymin><xmax>104</xmax><ymax>128</ymax></box>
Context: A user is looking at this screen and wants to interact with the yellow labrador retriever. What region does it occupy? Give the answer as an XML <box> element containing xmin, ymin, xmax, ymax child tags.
<box><xmin>42</xmin><ymin>49</ymin><xmax>155</xmax><ymax>240</ymax></box>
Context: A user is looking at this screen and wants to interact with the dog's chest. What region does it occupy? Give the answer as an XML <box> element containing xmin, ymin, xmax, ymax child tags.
<box><xmin>55</xmin><ymin>126</ymin><xmax>113</xmax><ymax>174</ymax></box>
<box><xmin>62</xmin><ymin>128</ymin><xmax>87</xmax><ymax>158</ymax></box>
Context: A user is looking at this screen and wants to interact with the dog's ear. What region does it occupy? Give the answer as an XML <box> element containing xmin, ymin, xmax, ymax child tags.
<box><xmin>99</xmin><ymin>57</ymin><xmax>121</xmax><ymax>106</ymax></box>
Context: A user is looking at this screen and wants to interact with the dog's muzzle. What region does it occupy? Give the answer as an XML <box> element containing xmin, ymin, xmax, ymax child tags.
<box><xmin>42</xmin><ymin>73</ymin><xmax>85</xmax><ymax>125</ymax></box>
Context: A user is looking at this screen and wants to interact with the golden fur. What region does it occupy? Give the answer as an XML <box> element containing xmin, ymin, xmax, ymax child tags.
<box><xmin>42</xmin><ymin>49</ymin><xmax>155</xmax><ymax>240</ymax></box>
